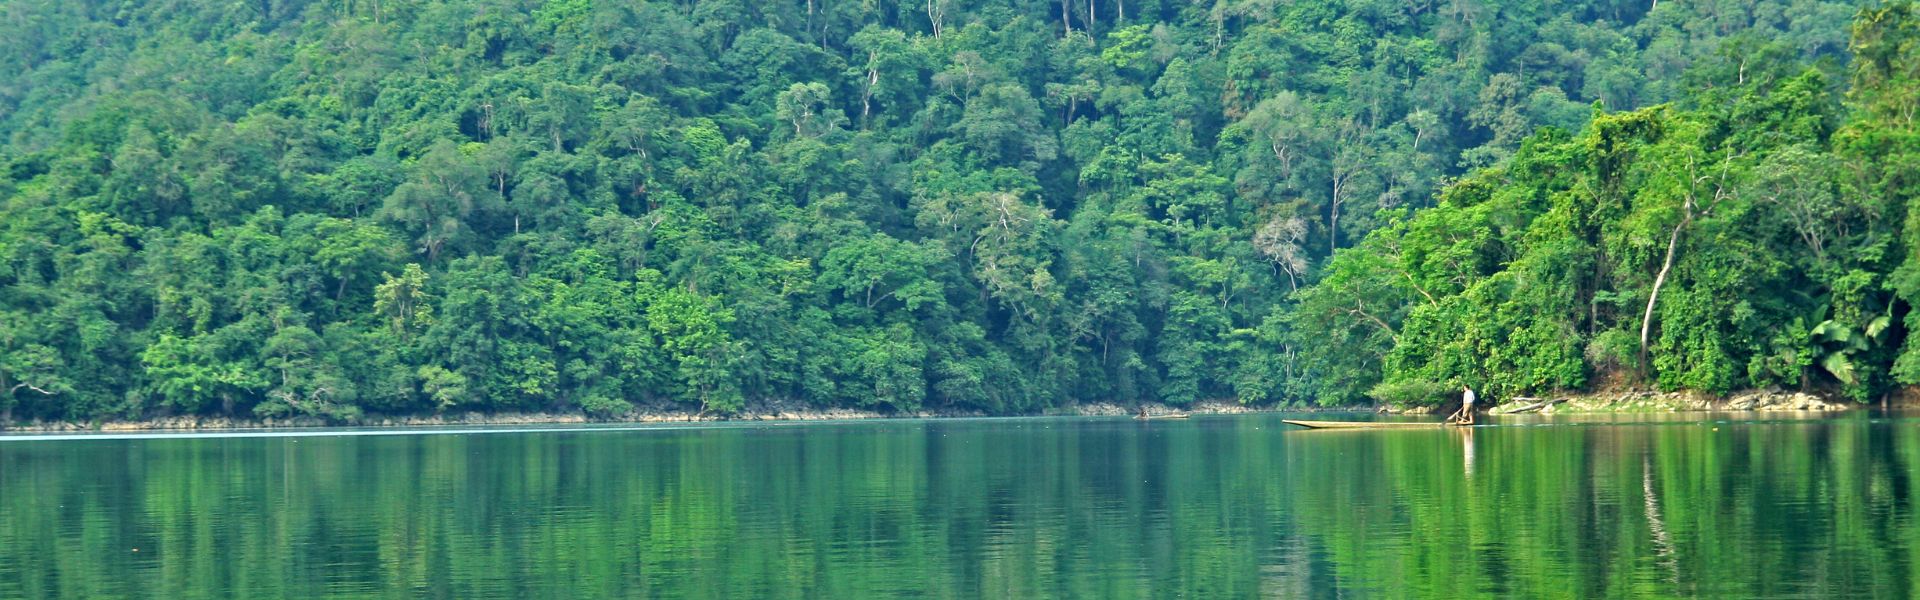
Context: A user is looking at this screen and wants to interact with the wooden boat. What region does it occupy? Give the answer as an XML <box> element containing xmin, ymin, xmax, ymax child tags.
<box><xmin>1135</xmin><ymin>413</ymin><xmax>1192</xmax><ymax>420</ymax></box>
<box><xmin>1282</xmin><ymin>419</ymin><xmax>1456</xmax><ymax>429</ymax></box>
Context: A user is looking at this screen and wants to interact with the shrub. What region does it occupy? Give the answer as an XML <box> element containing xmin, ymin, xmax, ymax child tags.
<box><xmin>1585</xmin><ymin>328</ymin><xmax>1639</xmax><ymax>376</ymax></box>
<box><xmin>1367</xmin><ymin>379</ymin><xmax>1454</xmax><ymax>407</ymax></box>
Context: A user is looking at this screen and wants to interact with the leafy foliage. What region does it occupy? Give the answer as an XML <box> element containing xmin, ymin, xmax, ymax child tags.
<box><xmin>0</xmin><ymin>0</ymin><xmax>1891</xmax><ymax>420</ymax></box>
<box><xmin>1297</xmin><ymin>3</ymin><xmax>1920</xmax><ymax>406</ymax></box>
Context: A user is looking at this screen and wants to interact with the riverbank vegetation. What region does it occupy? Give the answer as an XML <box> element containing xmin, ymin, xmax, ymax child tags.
<box><xmin>0</xmin><ymin>0</ymin><xmax>1910</xmax><ymax>422</ymax></box>
<box><xmin>1305</xmin><ymin>2</ymin><xmax>1920</xmax><ymax>406</ymax></box>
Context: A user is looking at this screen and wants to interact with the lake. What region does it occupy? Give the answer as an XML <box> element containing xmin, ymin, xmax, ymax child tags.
<box><xmin>1</xmin><ymin>412</ymin><xmax>1916</xmax><ymax>598</ymax></box>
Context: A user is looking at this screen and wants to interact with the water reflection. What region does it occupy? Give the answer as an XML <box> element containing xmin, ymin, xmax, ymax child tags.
<box><xmin>1461</xmin><ymin>426</ymin><xmax>1475</xmax><ymax>478</ymax></box>
<box><xmin>0</xmin><ymin>414</ymin><xmax>1915</xmax><ymax>598</ymax></box>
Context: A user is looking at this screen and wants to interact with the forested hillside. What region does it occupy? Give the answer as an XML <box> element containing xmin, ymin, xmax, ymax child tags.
<box><xmin>1304</xmin><ymin>1</ymin><xmax>1920</xmax><ymax>406</ymax></box>
<box><xmin>0</xmin><ymin>0</ymin><xmax>1888</xmax><ymax>421</ymax></box>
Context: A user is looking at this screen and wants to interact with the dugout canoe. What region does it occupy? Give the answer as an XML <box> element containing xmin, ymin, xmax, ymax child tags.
<box><xmin>1281</xmin><ymin>419</ymin><xmax>1458</xmax><ymax>429</ymax></box>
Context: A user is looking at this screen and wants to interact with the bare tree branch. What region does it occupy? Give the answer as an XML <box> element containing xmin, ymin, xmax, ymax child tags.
<box><xmin>10</xmin><ymin>383</ymin><xmax>53</xmax><ymax>395</ymax></box>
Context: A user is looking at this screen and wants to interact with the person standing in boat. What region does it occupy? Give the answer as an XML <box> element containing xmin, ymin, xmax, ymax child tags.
<box><xmin>1450</xmin><ymin>385</ymin><xmax>1477</xmax><ymax>425</ymax></box>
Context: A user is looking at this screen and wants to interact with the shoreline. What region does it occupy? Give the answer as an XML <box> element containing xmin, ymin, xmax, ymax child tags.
<box><xmin>1484</xmin><ymin>388</ymin><xmax>1860</xmax><ymax>415</ymax></box>
<box><xmin>1</xmin><ymin>390</ymin><xmax>1877</xmax><ymax>434</ymax></box>
<box><xmin>1</xmin><ymin>399</ymin><xmax>1365</xmax><ymax>434</ymax></box>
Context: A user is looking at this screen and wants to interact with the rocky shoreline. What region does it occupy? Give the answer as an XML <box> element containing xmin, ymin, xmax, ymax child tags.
<box><xmin>1058</xmin><ymin>399</ymin><xmax>1364</xmax><ymax>416</ymax></box>
<box><xmin>0</xmin><ymin>398</ymin><xmax>1319</xmax><ymax>433</ymax></box>
<box><xmin>2</xmin><ymin>390</ymin><xmax>1870</xmax><ymax>433</ymax></box>
<box><xmin>3</xmin><ymin>403</ymin><xmax>961</xmax><ymax>433</ymax></box>
<box><xmin>1485</xmin><ymin>389</ymin><xmax>1855</xmax><ymax>415</ymax></box>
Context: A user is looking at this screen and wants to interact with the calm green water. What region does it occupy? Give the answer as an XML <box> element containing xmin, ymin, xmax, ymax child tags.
<box><xmin>2</xmin><ymin>413</ymin><xmax>1918</xmax><ymax>598</ymax></box>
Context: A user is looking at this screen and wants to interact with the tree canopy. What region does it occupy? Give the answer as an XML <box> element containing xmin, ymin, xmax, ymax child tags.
<box><xmin>0</xmin><ymin>0</ymin><xmax>1904</xmax><ymax>421</ymax></box>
